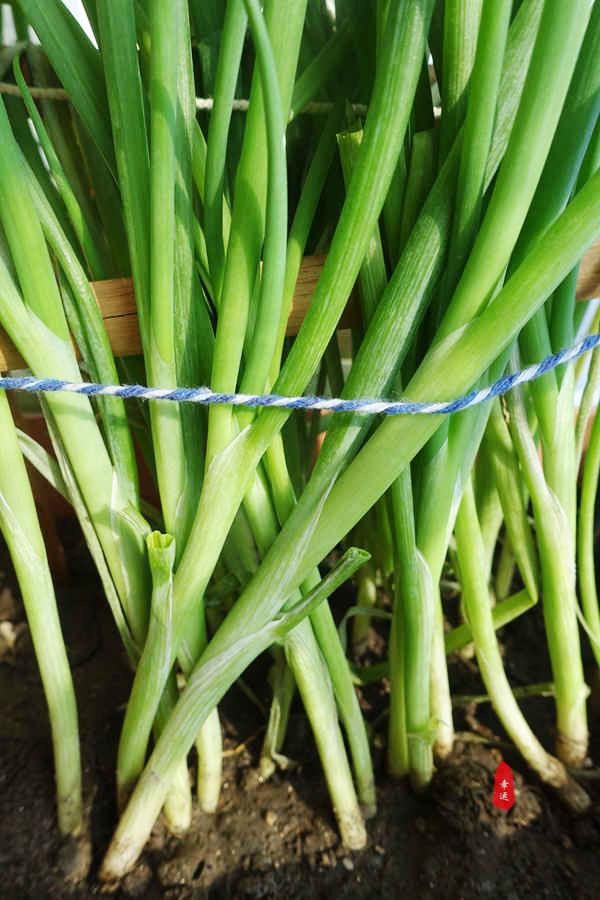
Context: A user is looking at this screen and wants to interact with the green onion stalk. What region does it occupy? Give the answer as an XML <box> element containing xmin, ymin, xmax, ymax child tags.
<box><xmin>574</xmin><ymin>128</ymin><xmax>600</xmax><ymax>682</ymax></box>
<box><xmin>454</xmin><ymin>477</ymin><xmax>588</xmax><ymax>809</ymax></box>
<box><xmin>439</xmin><ymin>0</ymin><xmax>482</xmax><ymax>161</ymax></box>
<box><xmin>472</xmin><ymin>456</ymin><xmax>504</xmax><ymax>586</ymax></box>
<box><xmin>579</xmin><ymin>402</ymin><xmax>600</xmax><ymax>673</ymax></box>
<box><xmin>336</xmin><ymin>123</ymin><xmax>387</xmax><ymax>659</ymax></box>
<box><xmin>506</xmin><ymin>366</ymin><xmax>589</xmax><ymax>765</ymax></box>
<box><xmin>482</xmin><ymin>403</ymin><xmax>539</xmax><ymax>605</ymax></box>
<box><xmin>0</xmin><ymin>392</ymin><xmax>82</xmax><ymax>839</ymax></box>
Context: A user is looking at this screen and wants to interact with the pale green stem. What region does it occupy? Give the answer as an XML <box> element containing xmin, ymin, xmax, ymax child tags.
<box><xmin>507</xmin><ymin>376</ymin><xmax>588</xmax><ymax>766</ymax></box>
<box><xmin>578</xmin><ymin>406</ymin><xmax>600</xmax><ymax>668</ymax></box>
<box><xmin>455</xmin><ymin>479</ymin><xmax>588</xmax><ymax>810</ymax></box>
<box><xmin>0</xmin><ymin>392</ymin><xmax>82</xmax><ymax>836</ymax></box>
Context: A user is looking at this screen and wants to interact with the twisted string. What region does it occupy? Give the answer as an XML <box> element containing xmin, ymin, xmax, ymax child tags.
<box><xmin>1</xmin><ymin>333</ymin><xmax>598</xmax><ymax>416</ymax></box>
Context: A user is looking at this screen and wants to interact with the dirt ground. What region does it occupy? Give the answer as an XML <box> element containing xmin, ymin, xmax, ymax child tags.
<box><xmin>1</xmin><ymin>523</ymin><xmax>600</xmax><ymax>899</ymax></box>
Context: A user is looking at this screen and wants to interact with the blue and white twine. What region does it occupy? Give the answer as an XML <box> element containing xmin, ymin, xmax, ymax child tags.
<box><xmin>1</xmin><ymin>332</ymin><xmax>599</xmax><ymax>417</ymax></box>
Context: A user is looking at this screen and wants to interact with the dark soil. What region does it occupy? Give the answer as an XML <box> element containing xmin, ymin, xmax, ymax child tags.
<box><xmin>2</xmin><ymin>522</ymin><xmax>600</xmax><ymax>899</ymax></box>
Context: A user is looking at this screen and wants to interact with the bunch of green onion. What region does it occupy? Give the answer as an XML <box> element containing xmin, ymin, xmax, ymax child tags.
<box><xmin>0</xmin><ymin>0</ymin><xmax>599</xmax><ymax>880</ymax></box>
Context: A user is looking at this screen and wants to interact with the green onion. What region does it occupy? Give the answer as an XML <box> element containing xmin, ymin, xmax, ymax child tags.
<box><xmin>1</xmin><ymin>2</ymin><xmax>600</xmax><ymax>880</ymax></box>
<box><xmin>0</xmin><ymin>392</ymin><xmax>82</xmax><ymax>837</ymax></box>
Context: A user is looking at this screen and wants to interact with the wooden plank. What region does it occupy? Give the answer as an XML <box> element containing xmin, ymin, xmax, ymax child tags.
<box><xmin>0</xmin><ymin>244</ymin><xmax>599</xmax><ymax>372</ymax></box>
<box><xmin>0</xmin><ymin>333</ymin><xmax>25</xmax><ymax>370</ymax></box>
<box><xmin>91</xmin><ymin>276</ymin><xmax>138</xmax><ymax>317</ymax></box>
<box><xmin>286</xmin><ymin>254</ymin><xmax>326</xmax><ymax>334</ymax></box>
<box><xmin>577</xmin><ymin>239</ymin><xmax>600</xmax><ymax>300</ymax></box>
<box><xmin>103</xmin><ymin>313</ymin><xmax>143</xmax><ymax>358</ymax></box>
